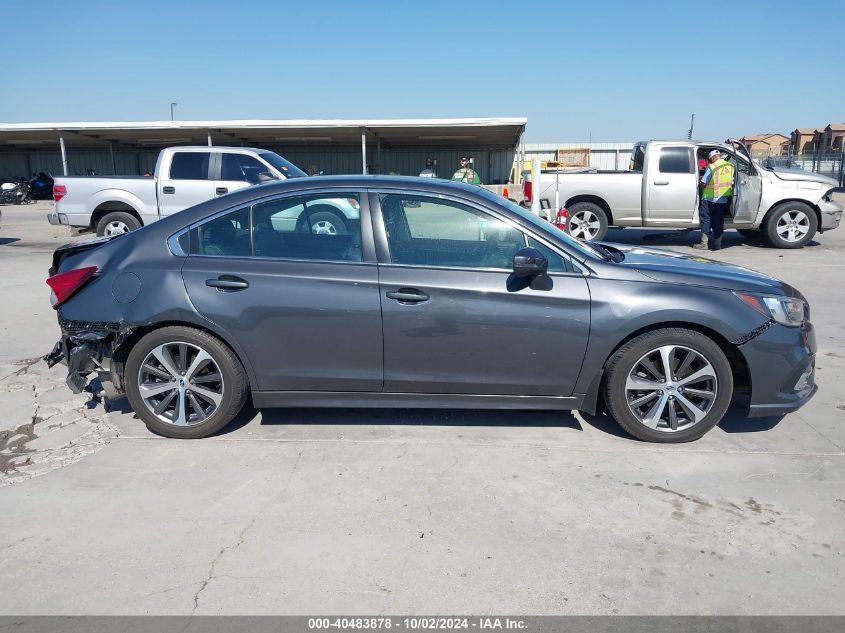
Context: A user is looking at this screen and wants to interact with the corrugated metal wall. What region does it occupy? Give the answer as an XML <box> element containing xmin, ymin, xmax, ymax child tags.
<box><xmin>0</xmin><ymin>145</ymin><xmax>516</xmax><ymax>183</ymax></box>
<box><xmin>0</xmin><ymin>149</ymin><xmax>160</xmax><ymax>177</ymax></box>
<box><xmin>521</xmin><ymin>142</ymin><xmax>636</xmax><ymax>171</ymax></box>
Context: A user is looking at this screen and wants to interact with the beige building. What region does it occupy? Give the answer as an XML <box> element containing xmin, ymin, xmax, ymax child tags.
<box><xmin>790</xmin><ymin>128</ymin><xmax>818</xmax><ymax>154</ymax></box>
<box><xmin>739</xmin><ymin>133</ymin><xmax>790</xmax><ymax>157</ymax></box>
<box><xmin>820</xmin><ymin>123</ymin><xmax>845</xmax><ymax>152</ymax></box>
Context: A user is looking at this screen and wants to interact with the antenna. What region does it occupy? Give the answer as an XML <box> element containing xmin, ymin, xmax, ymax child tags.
<box><xmin>687</xmin><ymin>114</ymin><xmax>695</xmax><ymax>139</ymax></box>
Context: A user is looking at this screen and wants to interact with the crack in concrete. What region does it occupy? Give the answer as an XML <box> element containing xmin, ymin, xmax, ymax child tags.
<box><xmin>190</xmin><ymin>516</ymin><xmax>257</xmax><ymax>616</ymax></box>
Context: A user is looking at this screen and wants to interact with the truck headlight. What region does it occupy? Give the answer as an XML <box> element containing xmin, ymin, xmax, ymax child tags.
<box><xmin>734</xmin><ymin>292</ymin><xmax>807</xmax><ymax>327</ymax></box>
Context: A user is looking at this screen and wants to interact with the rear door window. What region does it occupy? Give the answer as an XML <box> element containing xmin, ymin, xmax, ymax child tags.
<box><xmin>252</xmin><ymin>194</ymin><xmax>362</xmax><ymax>262</ymax></box>
<box><xmin>658</xmin><ymin>147</ymin><xmax>693</xmax><ymax>174</ymax></box>
<box><xmin>169</xmin><ymin>152</ymin><xmax>211</xmax><ymax>180</ymax></box>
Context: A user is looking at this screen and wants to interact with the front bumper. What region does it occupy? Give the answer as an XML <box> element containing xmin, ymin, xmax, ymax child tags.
<box><xmin>741</xmin><ymin>319</ymin><xmax>817</xmax><ymax>418</ymax></box>
<box><xmin>819</xmin><ymin>198</ymin><xmax>843</xmax><ymax>232</ymax></box>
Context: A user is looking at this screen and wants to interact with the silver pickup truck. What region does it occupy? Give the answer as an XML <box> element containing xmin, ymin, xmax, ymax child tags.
<box><xmin>528</xmin><ymin>139</ymin><xmax>843</xmax><ymax>248</ymax></box>
<box><xmin>47</xmin><ymin>146</ymin><xmax>358</xmax><ymax>237</ymax></box>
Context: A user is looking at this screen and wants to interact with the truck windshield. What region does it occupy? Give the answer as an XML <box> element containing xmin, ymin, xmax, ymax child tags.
<box><xmin>258</xmin><ymin>152</ymin><xmax>307</xmax><ymax>178</ymax></box>
<box><xmin>475</xmin><ymin>188</ymin><xmax>607</xmax><ymax>261</ymax></box>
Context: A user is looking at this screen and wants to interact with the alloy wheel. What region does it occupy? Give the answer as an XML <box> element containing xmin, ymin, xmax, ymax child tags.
<box><xmin>625</xmin><ymin>345</ymin><xmax>717</xmax><ymax>433</ymax></box>
<box><xmin>568</xmin><ymin>210</ymin><xmax>601</xmax><ymax>240</ymax></box>
<box><xmin>104</xmin><ymin>220</ymin><xmax>130</xmax><ymax>235</ymax></box>
<box><xmin>776</xmin><ymin>210</ymin><xmax>810</xmax><ymax>243</ymax></box>
<box><xmin>137</xmin><ymin>342</ymin><xmax>224</xmax><ymax>427</ymax></box>
<box><xmin>311</xmin><ymin>220</ymin><xmax>337</xmax><ymax>235</ymax></box>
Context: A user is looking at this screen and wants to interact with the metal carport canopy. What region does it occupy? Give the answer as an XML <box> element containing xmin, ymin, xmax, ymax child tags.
<box><xmin>0</xmin><ymin>117</ymin><xmax>526</xmax><ymax>175</ymax></box>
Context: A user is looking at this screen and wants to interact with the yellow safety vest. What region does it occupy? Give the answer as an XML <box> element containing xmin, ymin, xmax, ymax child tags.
<box><xmin>702</xmin><ymin>159</ymin><xmax>734</xmax><ymax>199</ymax></box>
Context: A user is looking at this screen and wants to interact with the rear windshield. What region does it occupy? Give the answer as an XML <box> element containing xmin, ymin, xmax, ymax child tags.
<box><xmin>258</xmin><ymin>152</ymin><xmax>307</xmax><ymax>178</ymax></box>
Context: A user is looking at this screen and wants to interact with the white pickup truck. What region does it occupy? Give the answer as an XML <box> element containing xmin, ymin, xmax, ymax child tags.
<box><xmin>47</xmin><ymin>146</ymin><xmax>358</xmax><ymax>237</ymax></box>
<box><xmin>527</xmin><ymin>139</ymin><xmax>843</xmax><ymax>248</ymax></box>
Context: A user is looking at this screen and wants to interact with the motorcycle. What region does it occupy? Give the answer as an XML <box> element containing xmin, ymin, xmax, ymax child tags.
<box><xmin>28</xmin><ymin>172</ymin><xmax>54</xmax><ymax>200</ymax></box>
<box><xmin>0</xmin><ymin>179</ymin><xmax>33</xmax><ymax>205</ymax></box>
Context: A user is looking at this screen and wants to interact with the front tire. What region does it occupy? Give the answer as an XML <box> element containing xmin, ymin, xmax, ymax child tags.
<box><xmin>124</xmin><ymin>326</ymin><xmax>249</xmax><ymax>439</ymax></box>
<box><xmin>567</xmin><ymin>202</ymin><xmax>609</xmax><ymax>241</ymax></box>
<box><xmin>763</xmin><ymin>202</ymin><xmax>817</xmax><ymax>249</ymax></box>
<box><xmin>96</xmin><ymin>211</ymin><xmax>141</xmax><ymax>237</ymax></box>
<box><xmin>603</xmin><ymin>328</ymin><xmax>733</xmax><ymax>442</ymax></box>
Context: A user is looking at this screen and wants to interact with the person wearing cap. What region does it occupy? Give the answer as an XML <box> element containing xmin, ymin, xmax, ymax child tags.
<box><xmin>451</xmin><ymin>156</ymin><xmax>481</xmax><ymax>185</ymax></box>
<box><xmin>419</xmin><ymin>158</ymin><xmax>437</xmax><ymax>178</ymax></box>
<box><xmin>694</xmin><ymin>149</ymin><xmax>735</xmax><ymax>250</ymax></box>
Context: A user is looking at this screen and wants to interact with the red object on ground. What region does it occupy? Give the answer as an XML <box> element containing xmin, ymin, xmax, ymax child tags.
<box><xmin>554</xmin><ymin>208</ymin><xmax>568</xmax><ymax>229</ymax></box>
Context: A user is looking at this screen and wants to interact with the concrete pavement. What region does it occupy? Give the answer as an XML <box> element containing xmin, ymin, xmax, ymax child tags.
<box><xmin>0</xmin><ymin>201</ymin><xmax>842</xmax><ymax>615</ymax></box>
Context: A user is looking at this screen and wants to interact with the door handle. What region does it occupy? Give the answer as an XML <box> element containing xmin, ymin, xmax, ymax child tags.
<box><xmin>216</xmin><ymin>187</ymin><xmax>228</xmax><ymax>195</ymax></box>
<box><xmin>162</xmin><ymin>186</ymin><xmax>175</xmax><ymax>194</ymax></box>
<box><xmin>386</xmin><ymin>288</ymin><xmax>429</xmax><ymax>303</ymax></box>
<box><xmin>205</xmin><ymin>276</ymin><xmax>249</xmax><ymax>291</ymax></box>
<box><xmin>653</xmin><ymin>180</ymin><xmax>669</xmax><ymax>186</ymax></box>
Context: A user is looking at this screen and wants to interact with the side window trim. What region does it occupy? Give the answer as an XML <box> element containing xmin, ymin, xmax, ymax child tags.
<box><xmin>369</xmin><ymin>188</ymin><xmax>581</xmax><ymax>275</ymax></box>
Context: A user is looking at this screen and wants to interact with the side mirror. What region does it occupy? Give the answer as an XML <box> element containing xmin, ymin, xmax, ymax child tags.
<box><xmin>513</xmin><ymin>247</ymin><xmax>548</xmax><ymax>278</ymax></box>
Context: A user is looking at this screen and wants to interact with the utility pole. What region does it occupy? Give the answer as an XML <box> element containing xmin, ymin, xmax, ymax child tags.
<box><xmin>687</xmin><ymin>114</ymin><xmax>695</xmax><ymax>139</ymax></box>
<box><xmin>170</xmin><ymin>102</ymin><xmax>178</xmax><ymax>121</ymax></box>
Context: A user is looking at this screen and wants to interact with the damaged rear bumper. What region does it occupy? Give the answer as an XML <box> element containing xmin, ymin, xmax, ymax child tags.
<box><xmin>44</xmin><ymin>318</ymin><xmax>131</xmax><ymax>399</ymax></box>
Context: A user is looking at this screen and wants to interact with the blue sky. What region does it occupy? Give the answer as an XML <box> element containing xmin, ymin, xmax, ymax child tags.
<box><xmin>2</xmin><ymin>0</ymin><xmax>842</xmax><ymax>142</ymax></box>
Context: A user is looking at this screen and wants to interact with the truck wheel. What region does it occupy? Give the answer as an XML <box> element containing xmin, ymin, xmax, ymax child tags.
<box><xmin>96</xmin><ymin>211</ymin><xmax>141</xmax><ymax>237</ymax></box>
<box><xmin>763</xmin><ymin>202</ymin><xmax>817</xmax><ymax>249</ymax></box>
<box><xmin>124</xmin><ymin>326</ymin><xmax>249</xmax><ymax>439</ymax></box>
<box><xmin>567</xmin><ymin>202</ymin><xmax>608</xmax><ymax>241</ymax></box>
<box><xmin>603</xmin><ymin>328</ymin><xmax>732</xmax><ymax>443</ymax></box>
<box><xmin>304</xmin><ymin>207</ymin><xmax>348</xmax><ymax>235</ymax></box>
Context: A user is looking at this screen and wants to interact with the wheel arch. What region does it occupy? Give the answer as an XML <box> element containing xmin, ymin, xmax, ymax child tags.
<box><xmin>110</xmin><ymin>319</ymin><xmax>258</xmax><ymax>394</ymax></box>
<box><xmin>564</xmin><ymin>195</ymin><xmax>614</xmax><ymax>224</ymax></box>
<box><xmin>762</xmin><ymin>198</ymin><xmax>821</xmax><ymax>231</ymax></box>
<box><xmin>91</xmin><ymin>201</ymin><xmax>144</xmax><ymax>230</ymax></box>
<box><xmin>579</xmin><ymin>320</ymin><xmax>750</xmax><ymax>416</ymax></box>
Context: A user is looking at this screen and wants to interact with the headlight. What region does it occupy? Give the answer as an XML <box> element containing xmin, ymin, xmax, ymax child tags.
<box><xmin>734</xmin><ymin>292</ymin><xmax>806</xmax><ymax>327</ymax></box>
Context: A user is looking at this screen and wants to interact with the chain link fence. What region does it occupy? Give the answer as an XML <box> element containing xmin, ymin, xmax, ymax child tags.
<box><xmin>760</xmin><ymin>150</ymin><xmax>845</xmax><ymax>189</ymax></box>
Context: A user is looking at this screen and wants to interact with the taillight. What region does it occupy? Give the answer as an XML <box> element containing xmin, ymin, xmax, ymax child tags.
<box><xmin>46</xmin><ymin>266</ymin><xmax>98</xmax><ymax>308</ymax></box>
<box><xmin>346</xmin><ymin>197</ymin><xmax>360</xmax><ymax>209</ymax></box>
<box><xmin>53</xmin><ymin>184</ymin><xmax>67</xmax><ymax>202</ymax></box>
<box><xmin>523</xmin><ymin>180</ymin><xmax>532</xmax><ymax>202</ymax></box>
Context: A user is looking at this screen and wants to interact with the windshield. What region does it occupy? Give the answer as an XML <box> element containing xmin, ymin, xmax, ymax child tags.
<box><xmin>475</xmin><ymin>188</ymin><xmax>606</xmax><ymax>260</ymax></box>
<box><xmin>258</xmin><ymin>152</ymin><xmax>307</xmax><ymax>178</ymax></box>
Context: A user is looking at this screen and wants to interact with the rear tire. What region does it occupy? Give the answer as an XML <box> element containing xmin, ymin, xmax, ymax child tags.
<box><xmin>124</xmin><ymin>326</ymin><xmax>249</xmax><ymax>439</ymax></box>
<box><xmin>763</xmin><ymin>202</ymin><xmax>817</xmax><ymax>249</ymax></box>
<box><xmin>96</xmin><ymin>211</ymin><xmax>141</xmax><ymax>237</ymax></box>
<box><xmin>567</xmin><ymin>202</ymin><xmax>609</xmax><ymax>241</ymax></box>
<box><xmin>603</xmin><ymin>328</ymin><xmax>732</xmax><ymax>443</ymax></box>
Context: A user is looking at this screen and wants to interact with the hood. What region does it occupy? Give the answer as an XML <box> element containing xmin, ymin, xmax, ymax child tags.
<box><xmin>768</xmin><ymin>168</ymin><xmax>838</xmax><ymax>187</ymax></box>
<box><xmin>597</xmin><ymin>242</ymin><xmax>799</xmax><ymax>296</ymax></box>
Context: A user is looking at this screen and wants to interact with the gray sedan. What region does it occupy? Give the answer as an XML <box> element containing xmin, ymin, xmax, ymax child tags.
<box><xmin>44</xmin><ymin>176</ymin><xmax>816</xmax><ymax>442</ymax></box>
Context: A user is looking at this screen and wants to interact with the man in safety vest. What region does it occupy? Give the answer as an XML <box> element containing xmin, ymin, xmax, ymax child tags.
<box><xmin>451</xmin><ymin>156</ymin><xmax>481</xmax><ymax>185</ymax></box>
<box><xmin>694</xmin><ymin>149</ymin><xmax>735</xmax><ymax>251</ymax></box>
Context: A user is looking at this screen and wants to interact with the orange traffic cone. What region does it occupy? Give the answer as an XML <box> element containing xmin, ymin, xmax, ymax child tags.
<box><xmin>502</xmin><ymin>187</ymin><xmax>509</xmax><ymax>198</ymax></box>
